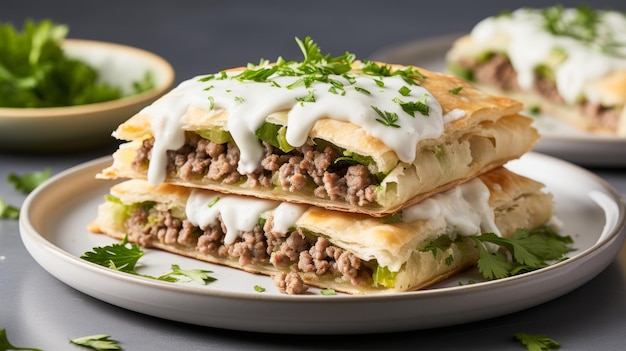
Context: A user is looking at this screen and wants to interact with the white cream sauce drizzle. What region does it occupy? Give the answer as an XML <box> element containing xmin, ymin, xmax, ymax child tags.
<box><xmin>143</xmin><ymin>68</ymin><xmax>447</xmax><ymax>186</ymax></box>
<box><xmin>185</xmin><ymin>189</ymin><xmax>307</xmax><ymax>245</ymax></box>
<box><xmin>403</xmin><ymin>178</ymin><xmax>500</xmax><ymax>251</ymax></box>
<box><xmin>471</xmin><ymin>8</ymin><xmax>626</xmax><ymax>104</ymax></box>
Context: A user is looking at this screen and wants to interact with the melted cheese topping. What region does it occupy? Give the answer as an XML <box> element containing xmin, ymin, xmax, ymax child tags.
<box><xmin>471</xmin><ymin>8</ymin><xmax>626</xmax><ymax>104</ymax></box>
<box><xmin>141</xmin><ymin>67</ymin><xmax>448</xmax><ymax>185</ymax></box>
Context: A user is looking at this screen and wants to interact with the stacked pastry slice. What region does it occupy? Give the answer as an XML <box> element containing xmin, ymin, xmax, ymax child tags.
<box><xmin>89</xmin><ymin>38</ymin><xmax>557</xmax><ymax>294</ymax></box>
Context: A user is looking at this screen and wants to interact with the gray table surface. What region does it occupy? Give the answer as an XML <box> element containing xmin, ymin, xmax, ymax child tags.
<box><xmin>2</xmin><ymin>1</ymin><xmax>626</xmax><ymax>350</ymax></box>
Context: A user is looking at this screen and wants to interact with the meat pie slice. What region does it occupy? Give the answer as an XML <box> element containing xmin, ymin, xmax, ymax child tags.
<box><xmin>446</xmin><ymin>6</ymin><xmax>626</xmax><ymax>136</ymax></box>
<box><xmin>97</xmin><ymin>37</ymin><xmax>538</xmax><ymax>217</ymax></box>
<box><xmin>88</xmin><ymin>167</ymin><xmax>556</xmax><ymax>295</ymax></box>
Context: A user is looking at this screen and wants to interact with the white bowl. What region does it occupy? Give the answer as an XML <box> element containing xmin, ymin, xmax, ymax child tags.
<box><xmin>0</xmin><ymin>39</ymin><xmax>175</xmax><ymax>152</ymax></box>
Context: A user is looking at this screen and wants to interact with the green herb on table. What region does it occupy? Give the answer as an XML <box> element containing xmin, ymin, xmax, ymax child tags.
<box><xmin>515</xmin><ymin>332</ymin><xmax>561</xmax><ymax>351</ymax></box>
<box><xmin>7</xmin><ymin>168</ymin><xmax>51</xmax><ymax>194</ymax></box>
<box><xmin>0</xmin><ymin>197</ymin><xmax>20</xmax><ymax>219</ymax></box>
<box><xmin>80</xmin><ymin>236</ymin><xmax>217</xmax><ymax>285</ymax></box>
<box><xmin>69</xmin><ymin>334</ymin><xmax>122</xmax><ymax>351</ymax></box>
<box><xmin>254</xmin><ymin>285</ymin><xmax>266</xmax><ymax>293</ymax></box>
<box><xmin>0</xmin><ymin>328</ymin><xmax>43</xmax><ymax>351</ymax></box>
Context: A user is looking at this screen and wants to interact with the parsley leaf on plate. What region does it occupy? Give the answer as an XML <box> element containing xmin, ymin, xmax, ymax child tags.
<box><xmin>81</xmin><ymin>236</ymin><xmax>217</xmax><ymax>285</ymax></box>
<box><xmin>472</xmin><ymin>226</ymin><xmax>573</xmax><ymax>280</ymax></box>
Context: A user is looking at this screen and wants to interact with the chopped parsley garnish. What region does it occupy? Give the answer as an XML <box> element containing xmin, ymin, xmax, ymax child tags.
<box><xmin>398</xmin><ymin>85</ymin><xmax>411</xmax><ymax>96</ymax></box>
<box><xmin>371</xmin><ymin>106</ymin><xmax>400</xmax><ymax>128</ymax></box>
<box><xmin>448</xmin><ymin>86</ymin><xmax>463</xmax><ymax>94</ymax></box>
<box><xmin>254</xmin><ymin>285</ymin><xmax>266</xmax><ymax>292</ymax></box>
<box><xmin>540</xmin><ymin>5</ymin><xmax>623</xmax><ymax>56</ymax></box>
<box><xmin>81</xmin><ymin>236</ymin><xmax>217</xmax><ymax>285</ymax></box>
<box><xmin>542</xmin><ymin>5</ymin><xmax>598</xmax><ymax>43</ymax></box>
<box><xmin>295</xmin><ymin>90</ymin><xmax>316</xmax><ymax>103</ymax></box>
<box><xmin>393</xmin><ymin>94</ymin><xmax>430</xmax><ymax>117</ymax></box>
<box><xmin>515</xmin><ymin>333</ymin><xmax>561</xmax><ymax>351</ymax></box>
<box><xmin>207</xmin><ymin>196</ymin><xmax>221</xmax><ymax>208</ymax></box>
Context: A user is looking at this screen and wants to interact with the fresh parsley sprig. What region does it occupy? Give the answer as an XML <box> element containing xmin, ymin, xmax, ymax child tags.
<box><xmin>81</xmin><ymin>236</ymin><xmax>217</xmax><ymax>285</ymax></box>
<box><xmin>472</xmin><ymin>226</ymin><xmax>573</xmax><ymax>280</ymax></box>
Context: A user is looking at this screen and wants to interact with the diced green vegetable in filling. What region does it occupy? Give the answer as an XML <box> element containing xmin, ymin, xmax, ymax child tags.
<box><xmin>255</xmin><ymin>122</ymin><xmax>295</xmax><ymax>152</ymax></box>
<box><xmin>196</xmin><ymin>128</ymin><xmax>233</xmax><ymax>144</ymax></box>
<box><xmin>373</xmin><ymin>265</ymin><xmax>398</xmax><ymax>288</ymax></box>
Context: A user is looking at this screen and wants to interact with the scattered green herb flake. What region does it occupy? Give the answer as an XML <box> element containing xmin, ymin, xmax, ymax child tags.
<box><xmin>207</xmin><ymin>96</ymin><xmax>215</xmax><ymax>110</ymax></box>
<box><xmin>296</xmin><ymin>90</ymin><xmax>316</xmax><ymax>103</ymax></box>
<box><xmin>234</xmin><ymin>96</ymin><xmax>245</xmax><ymax>103</ymax></box>
<box><xmin>69</xmin><ymin>334</ymin><xmax>122</xmax><ymax>351</ymax></box>
<box><xmin>320</xmin><ymin>288</ymin><xmax>336</xmax><ymax>295</ymax></box>
<box><xmin>449</xmin><ymin>86</ymin><xmax>463</xmax><ymax>94</ymax></box>
<box><xmin>158</xmin><ymin>264</ymin><xmax>216</xmax><ymax>285</ymax></box>
<box><xmin>0</xmin><ymin>328</ymin><xmax>43</xmax><ymax>351</ymax></box>
<box><xmin>207</xmin><ymin>196</ymin><xmax>221</xmax><ymax>207</ymax></box>
<box><xmin>254</xmin><ymin>285</ymin><xmax>266</xmax><ymax>292</ymax></box>
<box><xmin>398</xmin><ymin>85</ymin><xmax>411</xmax><ymax>96</ymax></box>
<box><xmin>0</xmin><ymin>197</ymin><xmax>20</xmax><ymax>219</ymax></box>
<box><xmin>515</xmin><ymin>333</ymin><xmax>561</xmax><ymax>351</ymax></box>
<box><xmin>444</xmin><ymin>255</ymin><xmax>454</xmax><ymax>266</ymax></box>
<box><xmin>374</xmin><ymin>79</ymin><xmax>384</xmax><ymax>87</ymax></box>
<box><xmin>372</xmin><ymin>106</ymin><xmax>400</xmax><ymax>128</ymax></box>
<box><xmin>7</xmin><ymin>168</ymin><xmax>51</xmax><ymax>194</ymax></box>
<box><xmin>354</xmin><ymin>86</ymin><xmax>371</xmax><ymax>95</ymax></box>
<box><xmin>528</xmin><ymin>105</ymin><xmax>541</xmax><ymax>115</ymax></box>
<box><xmin>392</xmin><ymin>94</ymin><xmax>429</xmax><ymax>117</ymax></box>
<box><xmin>204</xmin><ymin>85</ymin><xmax>214</xmax><ymax>91</ymax></box>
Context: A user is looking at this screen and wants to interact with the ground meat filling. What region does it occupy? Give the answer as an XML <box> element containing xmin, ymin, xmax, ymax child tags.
<box><xmin>464</xmin><ymin>53</ymin><xmax>620</xmax><ymax>131</ymax></box>
<box><xmin>124</xmin><ymin>206</ymin><xmax>374</xmax><ymax>294</ymax></box>
<box><xmin>132</xmin><ymin>133</ymin><xmax>379</xmax><ymax>207</ymax></box>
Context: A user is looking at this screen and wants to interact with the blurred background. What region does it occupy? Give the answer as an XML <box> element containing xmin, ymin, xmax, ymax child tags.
<box><xmin>4</xmin><ymin>0</ymin><xmax>625</xmax><ymax>84</ymax></box>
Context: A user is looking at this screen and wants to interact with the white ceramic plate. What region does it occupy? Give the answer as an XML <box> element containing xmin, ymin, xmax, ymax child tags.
<box><xmin>19</xmin><ymin>154</ymin><xmax>626</xmax><ymax>334</ymax></box>
<box><xmin>370</xmin><ymin>34</ymin><xmax>626</xmax><ymax>167</ymax></box>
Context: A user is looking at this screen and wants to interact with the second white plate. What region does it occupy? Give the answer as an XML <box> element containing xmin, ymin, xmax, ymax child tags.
<box><xmin>370</xmin><ymin>34</ymin><xmax>626</xmax><ymax>167</ymax></box>
<box><xmin>19</xmin><ymin>153</ymin><xmax>626</xmax><ymax>334</ymax></box>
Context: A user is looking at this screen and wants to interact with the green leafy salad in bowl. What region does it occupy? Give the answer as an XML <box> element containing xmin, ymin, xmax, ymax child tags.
<box><xmin>0</xmin><ymin>19</ymin><xmax>175</xmax><ymax>152</ymax></box>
